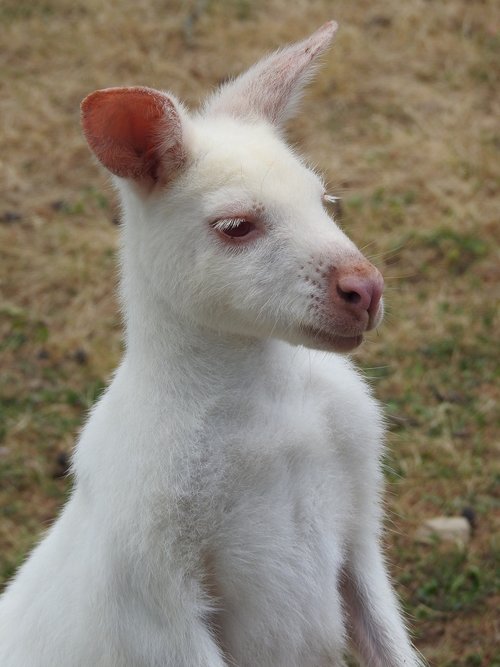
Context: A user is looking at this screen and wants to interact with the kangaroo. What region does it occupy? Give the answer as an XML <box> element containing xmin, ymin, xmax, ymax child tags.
<box><xmin>0</xmin><ymin>21</ymin><xmax>423</xmax><ymax>667</ymax></box>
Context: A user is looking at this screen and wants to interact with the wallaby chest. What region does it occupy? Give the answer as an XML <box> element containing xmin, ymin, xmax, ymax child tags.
<box><xmin>168</xmin><ymin>368</ymin><xmax>357</xmax><ymax>554</ymax></box>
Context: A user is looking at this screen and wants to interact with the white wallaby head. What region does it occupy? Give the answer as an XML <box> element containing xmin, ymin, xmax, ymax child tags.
<box><xmin>81</xmin><ymin>21</ymin><xmax>383</xmax><ymax>353</ymax></box>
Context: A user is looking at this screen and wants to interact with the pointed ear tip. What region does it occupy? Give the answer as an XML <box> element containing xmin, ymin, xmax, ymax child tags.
<box><xmin>319</xmin><ymin>19</ymin><xmax>339</xmax><ymax>38</ymax></box>
<box><xmin>80</xmin><ymin>88</ymin><xmax>112</xmax><ymax>118</ymax></box>
<box><xmin>80</xmin><ymin>90</ymin><xmax>96</xmax><ymax>114</ymax></box>
<box><xmin>80</xmin><ymin>86</ymin><xmax>176</xmax><ymax>112</ymax></box>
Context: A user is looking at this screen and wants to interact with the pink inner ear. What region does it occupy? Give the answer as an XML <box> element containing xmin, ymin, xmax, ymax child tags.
<box><xmin>81</xmin><ymin>87</ymin><xmax>170</xmax><ymax>180</ymax></box>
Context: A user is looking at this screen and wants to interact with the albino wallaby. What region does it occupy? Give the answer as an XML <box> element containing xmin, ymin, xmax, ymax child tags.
<box><xmin>0</xmin><ymin>21</ymin><xmax>423</xmax><ymax>667</ymax></box>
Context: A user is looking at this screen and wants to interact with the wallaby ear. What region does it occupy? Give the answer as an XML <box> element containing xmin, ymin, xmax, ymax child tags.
<box><xmin>204</xmin><ymin>21</ymin><xmax>338</xmax><ymax>127</ymax></box>
<box><xmin>81</xmin><ymin>87</ymin><xmax>187</xmax><ymax>184</ymax></box>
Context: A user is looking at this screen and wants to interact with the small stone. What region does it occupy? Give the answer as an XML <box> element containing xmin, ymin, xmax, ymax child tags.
<box><xmin>51</xmin><ymin>200</ymin><xmax>67</xmax><ymax>212</ymax></box>
<box><xmin>416</xmin><ymin>516</ymin><xmax>471</xmax><ymax>547</ymax></box>
<box><xmin>0</xmin><ymin>446</ymin><xmax>10</xmax><ymax>457</ymax></box>
<box><xmin>73</xmin><ymin>348</ymin><xmax>88</xmax><ymax>365</ymax></box>
<box><xmin>1</xmin><ymin>211</ymin><xmax>22</xmax><ymax>223</ymax></box>
<box><xmin>366</xmin><ymin>15</ymin><xmax>392</xmax><ymax>29</ymax></box>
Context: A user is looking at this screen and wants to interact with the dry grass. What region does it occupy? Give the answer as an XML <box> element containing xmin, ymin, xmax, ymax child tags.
<box><xmin>1</xmin><ymin>1</ymin><xmax>499</xmax><ymax>664</ymax></box>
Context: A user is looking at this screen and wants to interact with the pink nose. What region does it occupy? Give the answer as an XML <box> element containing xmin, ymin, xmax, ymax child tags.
<box><xmin>334</xmin><ymin>268</ymin><xmax>384</xmax><ymax>329</ymax></box>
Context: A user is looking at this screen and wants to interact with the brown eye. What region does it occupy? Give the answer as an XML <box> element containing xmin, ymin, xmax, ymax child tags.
<box><xmin>223</xmin><ymin>220</ymin><xmax>254</xmax><ymax>238</ymax></box>
<box><xmin>213</xmin><ymin>218</ymin><xmax>256</xmax><ymax>240</ymax></box>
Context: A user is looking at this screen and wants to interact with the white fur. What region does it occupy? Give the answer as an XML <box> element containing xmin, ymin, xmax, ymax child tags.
<box><xmin>0</xmin><ymin>23</ymin><xmax>423</xmax><ymax>667</ymax></box>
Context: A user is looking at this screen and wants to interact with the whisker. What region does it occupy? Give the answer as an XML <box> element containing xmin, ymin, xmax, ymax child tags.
<box><xmin>384</xmin><ymin>273</ymin><xmax>417</xmax><ymax>280</ymax></box>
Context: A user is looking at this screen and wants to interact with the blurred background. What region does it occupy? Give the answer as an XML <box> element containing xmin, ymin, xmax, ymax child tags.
<box><xmin>0</xmin><ymin>1</ymin><xmax>498</xmax><ymax>664</ymax></box>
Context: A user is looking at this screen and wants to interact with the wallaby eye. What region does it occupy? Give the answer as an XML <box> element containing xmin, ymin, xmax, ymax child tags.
<box><xmin>212</xmin><ymin>218</ymin><xmax>256</xmax><ymax>240</ymax></box>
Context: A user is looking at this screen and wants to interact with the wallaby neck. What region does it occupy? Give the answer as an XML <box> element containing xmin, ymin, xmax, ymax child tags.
<box><xmin>120</xmin><ymin>259</ymin><xmax>275</xmax><ymax>402</ymax></box>
<box><xmin>125</xmin><ymin>304</ymin><xmax>272</xmax><ymax>387</ymax></box>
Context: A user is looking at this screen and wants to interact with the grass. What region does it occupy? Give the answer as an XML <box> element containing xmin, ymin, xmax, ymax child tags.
<box><xmin>1</xmin><ymin>0</ymin><xmax>499</xmax><ymax>664</ymax></box>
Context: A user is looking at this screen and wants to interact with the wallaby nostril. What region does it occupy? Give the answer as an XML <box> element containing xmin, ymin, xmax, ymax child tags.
<box><xmin>334</xmin><ymin>271</ymin><xmax>383</xmax><ymax>318</ymax></box>
<box><xmin>337</xmin><ymin>285</ymin><xmax>362</xmax><ymax>305</ymax></box>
